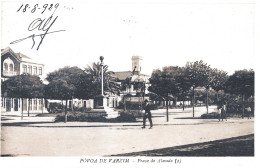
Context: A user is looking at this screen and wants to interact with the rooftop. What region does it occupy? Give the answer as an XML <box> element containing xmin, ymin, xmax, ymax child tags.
<box><xmin>1</xmin><ymin>47</ymin><xmax>44</xmax><ymax>65</ymax></box>
<box><xmin>113</xmin><ymin>71</ymin><xmax>132</xmax><ymax>81</ymax></box>
<box><xmin>113</xmin><ymin>71</ymin><xmax>150</xmax><ymax>81</ymax></box>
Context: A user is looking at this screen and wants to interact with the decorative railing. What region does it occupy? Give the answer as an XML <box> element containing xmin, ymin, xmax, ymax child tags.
<box><xmin>2</xmin><ymin>71</ymin><xmax>17</xmax><ymax>77</ymax></box>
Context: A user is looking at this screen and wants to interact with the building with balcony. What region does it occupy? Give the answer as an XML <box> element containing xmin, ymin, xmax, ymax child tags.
<box><xmin>113</xmin><ymin>56</ymin><xmax>151</xmax><ymax>108</ymax></box>
<box><xmin>1</xmin><ymin>47</ymin><xmax>46</xmax><ymax>113</ymax></box>
<box><xmin>1</xmin><ymin>47</ymin><xmax>44</xmax><ymax>81</ymax></box>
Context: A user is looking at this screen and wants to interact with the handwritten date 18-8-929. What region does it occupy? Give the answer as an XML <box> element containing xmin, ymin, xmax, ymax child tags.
<box><xmin>10</xmin><ymin>3</ymin><xmax>66</xmax><ymax>51</ymax></box>
<box><xmin>17</xmin><ymin>3</ymin><xmax>59</xmax><ymax>14</ymax></box>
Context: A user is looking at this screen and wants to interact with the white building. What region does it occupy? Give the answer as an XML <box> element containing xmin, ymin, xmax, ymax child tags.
<box><xmin>113</xmin><ymin>56</ymin><xmax>151</xmax><ymax>106</ymax></box>
<box><xmin>1</xmin><ymin>47</ymin><xmax>46</xmax><ymax>113</ymax></box>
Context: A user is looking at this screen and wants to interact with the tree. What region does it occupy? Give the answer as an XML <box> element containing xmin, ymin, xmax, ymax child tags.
<box><xmin>175</xmin><ymin>67</ymin><xmax>192</xmax><ymax>111</ymax></box>
<box><xmin>211</xmin><ymin>69</ymin><xmax>229</xmax><ymax>93</ymax></box>
<box><xmin>45</xmin><ymin>66</ymin><xmax>92</xmax><ymax>122</ymax></box>
<box><xmin>200</xmin><ymin>68</ymin><xmax>228</xmax><ymax>114</ymax></box>
<box><xmin>1</xmin><ymin>74</ymin><xmax>44</xmax><ymax>118</ymax></box>
<box><xmin>209</xmin><ymin>69</ymin><xmax>228</xmax><ymax>110</ymax></box>
<box><xmin>184</xmin><ymin>60</ymin><xmax>211</xmax><ymax>117</ymax></box>
<box><xmin>149</xmin><ymin>66</ymin><xmax>182</xmax><ymax>122</ymax></box>
<box><xmin>225</xmin><ymin>69</ymin><xmax>254</xmax><ymax>118</ymax></box>
<box><xmin>85</xmin><ymin>62</ymin><xmax>120</xmax><ymax>96</ymax></box>
<box><xmin>120</xmin><ymin>76</ymin><xmax>132</xmax><ymax>92</ymax></box>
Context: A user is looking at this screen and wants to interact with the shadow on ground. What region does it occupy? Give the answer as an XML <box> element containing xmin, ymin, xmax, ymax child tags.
<box><xmin>1</xmin><ymin>121</ymin><xmax>55</xmax><ymax>127</ymax></box>
<box><xmin>1</xmin><ymin>118</ymin><xmax>15</xmax><ymax>121</ymax></box>
<box><xmin>111</xmin><ymin>134</ymin><xmax>254</xmax><ymax>156</ymax></box>
<box><xmin>174</xmin><ymin>117</ymin><xmax>202</xmax><ymax>119</ymax></box>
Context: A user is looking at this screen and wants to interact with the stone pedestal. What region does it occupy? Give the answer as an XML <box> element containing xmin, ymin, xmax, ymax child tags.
<box><xmin>93</xmin><ymin>94</ymin><xmax>118</xmax><ymax>118</ymax></box>
<box><xmin>94</xmin><ymin>94</ymin><xmax>107</xmax><ymax>109</ymax></box>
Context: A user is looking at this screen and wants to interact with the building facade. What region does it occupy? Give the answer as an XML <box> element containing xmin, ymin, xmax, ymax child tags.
<box><xmin>1</xmin><ymin>47</ymin><xmax>46</xmax><ymax>113</ymax></box>
<box><xmin>113</xmin><ymin>56</ymin><xmax>151</xmax><ymax>107</ymax></box>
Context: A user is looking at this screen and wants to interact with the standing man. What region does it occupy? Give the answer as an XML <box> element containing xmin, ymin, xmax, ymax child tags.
<box><xmin>142</xmin><ymin>99</ymin><xmax>153</xmax><ymax>129</ymax></box>
<box><xmin>246</xmin><ymin>106</ymin><xmax>252</xmax><ymax>119</ymax></box>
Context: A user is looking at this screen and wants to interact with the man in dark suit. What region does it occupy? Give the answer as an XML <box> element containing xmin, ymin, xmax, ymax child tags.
<box><xmin>142</xmin><ymin>99</ymin><xmax>153</xmax><ymax>129</ymax></box>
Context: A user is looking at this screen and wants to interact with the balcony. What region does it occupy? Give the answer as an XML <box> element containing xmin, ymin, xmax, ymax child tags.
<box><xmin>2</xmin><ymin>71</ymin><xmax>17</xmax><ymax>77</ymax></box>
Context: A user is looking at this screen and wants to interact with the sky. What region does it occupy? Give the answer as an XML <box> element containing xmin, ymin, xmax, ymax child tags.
<box><xmin>1</xmin><ymin>0</ymin><xmax>255</xmax><ymax>76</ymax></box>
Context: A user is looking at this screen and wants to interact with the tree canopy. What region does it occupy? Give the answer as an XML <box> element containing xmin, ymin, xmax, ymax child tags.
<box><xmin>45</xmin><ymin>66</ymin><xmax>93</xmax><ymax>100</ymax></box>
<box><xmin>225</xmin><ymin>69</ymin><xmax>254</xmax><ymax>96</ymax></box>
<box><xmin>2</xmin><ymin>74</ymin><xmax>44</xmax><ymax>99</ymax></box>
<box><xmin>149</xmin><ymin>66</ymin><xmax>182</xmax><ymax>99</ymax></box>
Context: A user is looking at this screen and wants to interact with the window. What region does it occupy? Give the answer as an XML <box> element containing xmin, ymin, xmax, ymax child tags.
<box><xmin>4</xmin><ymin>63</ymin><xmax>8</xmax><ymax>71</ymax></box>
<box><xmin>23</xmin><ymin>65</ymin><xmax>27</xmax><ymax>73</ymax></box>
<box><xmin>3</xmin><ymin>58</ymin><xmax>14</xmax><ymax>72</ymax></box>
<box><xmin>28</xmin><ymin>66</ymin><xmax>32</xmax><ymax>74</ymax></box>
<box><xmin>38</xmin><ymin>67</ymin><xmax>42</xmax><ymax>75</ymax></box>
<box><xmin>33</xmin><ymin>66</ymin><xmax>37</xmax><ymax>74</ymax></box>
<box><xmin>9</xmin><ymin>64</ymin><xmax>14</xmax><ymax>71</ymax></box>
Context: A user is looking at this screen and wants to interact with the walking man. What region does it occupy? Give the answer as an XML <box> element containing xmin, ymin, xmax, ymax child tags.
<box><xmin>221</xmin><ymin>104</ymin><xmax>227</xmax><ymax>121</ymax></box>
<box><xmin>142</xmin><ymin>99</ymin><xmax>153</xmax><ymax>129</ymax></box>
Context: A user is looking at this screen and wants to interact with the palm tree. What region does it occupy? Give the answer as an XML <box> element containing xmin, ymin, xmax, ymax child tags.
<box><xmin>85</xmin><ymin>62</ymin><xmax>120</xmax><ymax>96</ymax></box>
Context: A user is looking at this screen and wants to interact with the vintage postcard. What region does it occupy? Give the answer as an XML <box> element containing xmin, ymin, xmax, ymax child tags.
<box><xmin>0</xmin><ymin>0</ymin><xmax>257</xmax><ymax>167</ymax></box>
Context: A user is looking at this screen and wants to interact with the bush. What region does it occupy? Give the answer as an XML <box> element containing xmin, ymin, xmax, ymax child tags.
<box><xmin>149</xmin><ymin>103</ymin><xmax>159</xmax><ymax>110</ymax></box>
<box><xmin>227</xmin><ymin>102</ymin><xmax>242</xmax><ymax>114</ymax></box>
<box><xmin>55</xmin><ymin>112</ymin><xmax>107</xmax><ymax>122</ymax></box>
<box><xmin>226</xmin><ymin>96</ymin><xmax>254</xmax><ymax>115</ymax></box>
<box><xmin>117</xmin><ymin>101</ymin><xmax>159</xmax><ymax>110</ymax></box>
<box><xmin>215</xmin><ymin>93</ymin><xmax>254</xmax><ymax>117</ymax></box>
<box><xmin>72</xmin><ymin>106</ymin><xmax>92</xmax><ymax>112</ymax></box>
<box><xmin>201</xmin><ymin>112</ymin><xmax>220</xmax><ymax>119</ymax></box>
<box><xmin>116</xmin><ymin>112</ymin><xmax>137</xmax><ymax>122</ymax></box>
<box><xmin>55</xmin><ymin>112</ymin><xmax>136</xmax><ymax>122</ymax></box>
<box><xmin>127</xmin><ymin>111</ymin><xmax>143</xmax><ymax>118</ymax></box>
<box><xmin>47</xmin><ymin>102</ymin><xmax>93</xmax><ymax>114</ymax></box>
<box><xmin>54</xmin><ymin>111</ymin><xmax>137</xmax><ymax>122</ymax></box>
<box><xmin>125</xmin><ymin>102</ymin><xmax>142</xmax><ymax>110</ymax></box>
<box><xmin>117</xmin><ymin>101</ymin><xmax>125</xmax><ymax>109</ymax></box>
<box><xmin>48</xmin><ymin>103</ymin><xmax>65</xmax><ymax>113</ymax></box>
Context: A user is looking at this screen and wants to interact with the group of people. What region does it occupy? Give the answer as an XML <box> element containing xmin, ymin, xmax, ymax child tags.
<box><xmin>142</xmin><ymin>100</ymin><xmax>253</xmax><ymax>128</ymax></box>
<box><xmin>218</xmin><ymin>104</ymin><xmax>227</xmax><ymax>121</ymax></box>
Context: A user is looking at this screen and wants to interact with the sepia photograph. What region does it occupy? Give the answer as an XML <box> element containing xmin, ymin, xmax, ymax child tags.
<box><xmin>0</xmin><ymin>0</ymin><xmax>257</xmax><ymax>167</ymax></box>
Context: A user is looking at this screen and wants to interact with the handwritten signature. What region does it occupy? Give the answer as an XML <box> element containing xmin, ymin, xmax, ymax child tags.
<box><xmin>10</xmin><ymin>14</ymin><xmax>66</xmax><ymax>50</ymax></box>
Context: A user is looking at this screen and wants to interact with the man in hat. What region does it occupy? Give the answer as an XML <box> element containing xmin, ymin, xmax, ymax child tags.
<box><xmin>142</xmin><ymin>99</ymin><xmax>153</xmax><ymax>129</ymax></box>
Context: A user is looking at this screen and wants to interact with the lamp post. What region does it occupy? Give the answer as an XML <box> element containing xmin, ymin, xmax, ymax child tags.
<box><xmin>100</xmin><ymin>56</ymin><xmax>104</xmax><ymax>96</ymax></box>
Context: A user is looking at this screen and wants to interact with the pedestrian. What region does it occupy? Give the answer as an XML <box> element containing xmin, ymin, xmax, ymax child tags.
<box><xmin>217</xmin><ymin>103</ymin><xmax>222</xmax><ymax>122</ymax></box>
<box><xmin>246</xmin><ymin>106</ymin><xmax>252</xmax><ymax>119</ymax></box>
<box><xmin>142</xmin><ymin>99</ymin><xmax>153</xmax><ymax>129</ymax></box>
<box><xmin>221</xmin><ymin>104</ymin><xmax>227</xmax><ymax>121</ymax></box>
<box><xmin>218</xmin><ymin>107</ymin><xmax>222</xmax><ymax>122</ymax></box>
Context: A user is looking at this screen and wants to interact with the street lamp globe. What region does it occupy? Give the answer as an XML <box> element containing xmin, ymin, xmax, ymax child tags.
<box><xmin>100</xmin><ymin>56</ymin><xmax>104</xmax><ymax>64</ymax></box>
